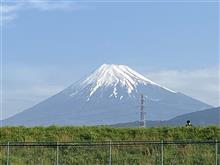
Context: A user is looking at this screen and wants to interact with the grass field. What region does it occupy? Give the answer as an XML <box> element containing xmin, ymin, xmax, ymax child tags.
<box><xmin>0</xmin><ymin>126</ymin><xmax>219</xmax><ymax>164</ymax></box>
<box><xmin>0</xmin><ymin>126</ymin><xmax>220</xmax><ymax>142</ymax></box>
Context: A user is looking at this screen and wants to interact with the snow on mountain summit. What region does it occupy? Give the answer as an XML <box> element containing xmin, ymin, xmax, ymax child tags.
<box><xmin>68</xmin><ymin>64</ymin><xmax>176</xmax><ymax>99</ymax></box>
<box><xmin>82</xmin><ymin>64</ymin><xmax>157</xmax><ymax>87</ymax></box>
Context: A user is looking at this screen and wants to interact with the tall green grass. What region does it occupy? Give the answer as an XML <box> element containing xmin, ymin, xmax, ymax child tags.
<box><xmin>0</xmin><ymin>126</ymin><xmax>219</xmax><ymax>142</ymax></box>
<box><xmin>0</xmin><ymin>126</ymin><xmax>219</xmax><ymax>164</ymax></box>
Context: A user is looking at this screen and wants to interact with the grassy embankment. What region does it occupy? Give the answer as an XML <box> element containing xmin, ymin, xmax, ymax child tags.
<box><xmin>0</xmin><ymin>126</ymin><xmax>219</xmax><ymax>164</ymax></box>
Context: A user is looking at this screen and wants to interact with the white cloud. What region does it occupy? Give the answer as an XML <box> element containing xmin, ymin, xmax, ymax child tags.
<box><xmin>26</xmin><ymin>0</ymin><xmax>78</xmax><ymax>11</ymax></box>
<box><xmin>0</xmin><ymin>1</ymin><xmax>80</xmax><ymax>26</ymax></box>
<box><xmin>0</xmin><ymin>4</ymin><xmax>21</xmax><ymax>25</ymax></box>
<box><xmin>1</xmin><ymin>4</ymin><xmax>20</xmax><ymax>13</ymax></box>
<box><xmin>145</xmin><ymin>66</ymin><xmax>220</xmax><ymax>107</ymax></box>
<box><xmin>1</xmin><ymin>64</ymin><xmax>81</xmax><ymax>119</ymax></box>
<box><xmin>3</xmin><ymin>84</ymin><xmax>64</xmax><ymax>119</ymax></box>
<box><xmin>1</xmin><ymin>14</ymin><xmax>17</xmax><ymax>24</ymax></box>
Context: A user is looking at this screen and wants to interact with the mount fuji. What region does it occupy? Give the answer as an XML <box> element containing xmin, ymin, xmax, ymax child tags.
<box><xmin>3</xmin><ymin>64</ymin><xmax>211</xmax><ymax>126</ymax></box>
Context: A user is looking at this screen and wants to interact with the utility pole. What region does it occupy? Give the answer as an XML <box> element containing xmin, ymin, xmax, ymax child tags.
<box><xmin>139</xmin><ymin>94</ymin><xmax>145</xmax><ymax>128</ymax></box>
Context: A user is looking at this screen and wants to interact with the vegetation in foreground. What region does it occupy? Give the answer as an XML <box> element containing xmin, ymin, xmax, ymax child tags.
<box><xmin>0</xmin><ymin>126</ymin><xmax>220</xmax><ymax>142</ymax></box>
<box><xmin>0</xmin><ymin>126</ymin><xmax>219</xmax><ymax>165</ymax></box>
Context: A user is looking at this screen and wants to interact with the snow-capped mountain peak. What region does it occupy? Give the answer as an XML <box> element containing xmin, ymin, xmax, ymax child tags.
<box><xmin>84</xmin><ymin>64</ymin><xmax>175</xmax><ymax>93</ymax></box>
<box><xmin>82</xmin><ymin>64</ymin><xmax>157</xmax><ymax>86</ymax></box>
<box><xmin>69</xmin><ymin>64</ymin><xmax>176</xmax><ymax>98</ymax></box>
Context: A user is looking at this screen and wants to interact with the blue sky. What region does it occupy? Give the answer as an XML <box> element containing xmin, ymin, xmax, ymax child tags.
<box><xmin>1</xmin><ymin>0</ymin><xmax>219</xmax><ymax>119</ymax></box>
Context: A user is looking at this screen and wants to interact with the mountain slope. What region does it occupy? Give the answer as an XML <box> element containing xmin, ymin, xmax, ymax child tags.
<box><xmin>113</xmin><ymin>107</ymin><xmax>220</xmax><ymax>127</ymax></box>
<box><xmin>166</xmin><ymin>107</ymin><xmax>220</xmax><ymax>126</ymax></box>
<box><xmin>2</xmin><ymin>64</ymin><xmax>211</xmax><ymax>126</ymax></box>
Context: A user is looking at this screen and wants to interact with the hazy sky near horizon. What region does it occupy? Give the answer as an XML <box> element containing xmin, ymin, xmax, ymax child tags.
<box><xmin>1</xmin><ymin>0</ymin><xmax>219</xmax><ymax>119</ymax></box>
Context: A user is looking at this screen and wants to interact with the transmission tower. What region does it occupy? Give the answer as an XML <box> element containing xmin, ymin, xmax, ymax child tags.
<box><xmin>139</xmin><ymin>94</ymin><xmax>146</xmax><ymax>128</ymax></box>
